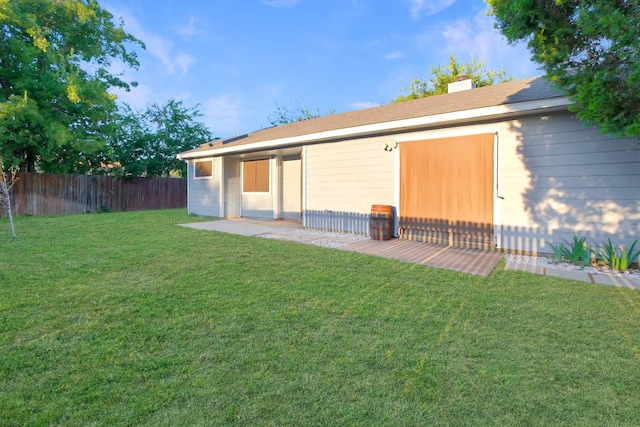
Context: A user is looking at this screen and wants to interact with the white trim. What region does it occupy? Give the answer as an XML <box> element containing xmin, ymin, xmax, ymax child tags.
<box><xmin>273</xmin><ymin>156</ymin><xmax>282</xmax><ymax>219</ymax></box>
<box><xmin>493</xmin><ymin>132</ymin><xmax>501</xmax><ymax>249</ymax></box>
<box><xmin>301</xmin><ymin>146</ymin><xmax>307</xmax><ymax>227</ymax></box>
<box><xmin>178</xmin><ymin>98</ymin><xmax>570</xmax><ymax>159</ymax></box>
<box><xmin>186</xmin><ymin>160</ymin><xmax>191</xmax><ymax>214</ymax></box>
<box><xmin>393</xmin><ymin>145</ymin><xmax>400</xmax><ymax>237</ymax></box>
<box><xmin>219</xmin><ymin>157</ymin><xmax>225</xmax><ymax>218</ymax></box>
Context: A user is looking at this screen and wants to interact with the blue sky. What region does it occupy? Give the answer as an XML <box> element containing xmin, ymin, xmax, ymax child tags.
<box><xmin>105</xmin><ymin>0</ymin><xmax>540</xmax><ymax>138</ymax></box>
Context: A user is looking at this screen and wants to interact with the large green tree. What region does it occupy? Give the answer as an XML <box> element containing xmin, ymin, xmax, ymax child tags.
<box><xmin>487</xmin><ymin>0</ymin><xmax>640</xmax><ymax>137</ymax></box>
<box><xmin>394</xmin><ymin>55</ymin><xmax>512</xmax><ymax>102</ymax></box>
<box><xmin>100</xmin><ymin>100</ymin><xmax>212</xmax><ymax>178</ymax></box>
<box><xmin>0</xmin><ymin>0</ymin><xmax>143</xmax><ymax>172</ymax></box>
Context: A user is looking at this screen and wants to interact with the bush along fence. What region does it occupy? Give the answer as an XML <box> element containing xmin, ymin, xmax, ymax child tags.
<box><xmin>0</xmin><ymin>173</ymin><xmax>186</xmax><ymax>217</ymax></box>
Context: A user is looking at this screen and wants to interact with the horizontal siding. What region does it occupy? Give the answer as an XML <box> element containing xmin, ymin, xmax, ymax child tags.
<box><xmin>305</xmin><ymin>136</ymin><xmax>395</xmax><ymax>233</ymax></box>
<box><xmin>241</xmin><ymin>193</ymin><xmax>273</xmax><ymax>218</ymax></box>
<box><xmin>282</xmin><ymin>157</ymin><xmax>301</xmax><ymax>220</ymax></box>
<box><xmin>498</xmin><ymin>111</ymin><xmax>640</xmax><ymax>253</ymax></box>
<box><xmin>501</xmin><ymin>162</ymin><xmax>639</xmax><ymax>178</ymax></box>
<box><xmin>306</xmin><ymin>137</ymin><xmax>395</xmax><ymax>212</ymax></box>
<box><xmin>187</xmin><ymin>158</ymin><xmax>221</xmax><ymax>217</ymax></box>
<box><xmin>500</xmin><ymin>175</ymin><xmax>635</xmax><ymax>189</ymax></box>
<box><xmin>504</xmin><ymin>150</ymin><xmax>636</xmax><ymax>168</ymax></box>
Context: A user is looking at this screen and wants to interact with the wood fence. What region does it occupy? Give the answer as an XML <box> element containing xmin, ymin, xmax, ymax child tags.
<box><xmin>1</xmin><ymin>173</ymin><xmax>186</xmax><ymax>217</ymax></box>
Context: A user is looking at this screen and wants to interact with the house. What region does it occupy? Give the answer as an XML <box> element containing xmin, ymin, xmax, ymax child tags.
<box><xmin>177</xmin><ymin>77</ymin><xmax>640</xmax><ymax>254</ymax></box>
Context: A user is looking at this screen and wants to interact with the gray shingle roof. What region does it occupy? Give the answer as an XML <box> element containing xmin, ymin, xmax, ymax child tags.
<box><xmin>181</xmin><ymin>76</ymin><xmax>564</xmax><ymax>156</ymax></box>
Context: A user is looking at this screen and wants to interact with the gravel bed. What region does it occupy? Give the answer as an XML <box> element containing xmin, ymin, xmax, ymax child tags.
<box><xmin>505</xmin><ymin>254</ymin><xmax>640</xmax><ymax>281</ymax></box>
<box><xmin>258</xmin><ymin>229</ymin><xmax>369</xmax><ymax>248</ymax></box>
<box><xmin>286</xmin><ymin>229</ymin><xmax>370</xmax><ymax>240</ymax></box>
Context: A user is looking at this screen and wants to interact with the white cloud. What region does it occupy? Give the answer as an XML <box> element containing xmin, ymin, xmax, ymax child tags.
<box><xmin>202</xmin><ymin>95</ymin><xmax>242</xmax><ymax>135</ymax></box>
<box><xmin>175</xmin><ymin>14</ymin><xmax>199</xmax><ymax>37</ymax></box>
<box><xmin>385</xmin><ymin>51</ymin><xmax>404</xmax><ymax>60</ymax></box>
<box><xmin>438</xmin><ymin>10</ymin><xmax>541</xmax><ymax>77</ymax></box>
<box><xmin>106</xmin><ymin>5</ymin><xmax>194</xmax><ymax>76</ymax></box>
<box><xmin>407</xmin><ymin>0</ymin><xmax>457</xmax><ymax>19</ymax></box>
<box><xmin>111</xmin><ymin>83</ymin><xmax>156</xmax><ymax>109</ymax></box>
<box><xmin>143</xmin><ymin>34</ymin><xmax>177</xmax><ymax>73</ymax></box>
<box><xmin>263</xmin><ymin>0</ymin><xmax>299</xmax><ymax>7</ymax></box>
<box><xmin>258</xmin><ymin>83</ymin><xmax>286</xmax><ymax>102</ymax></box>
<box><xmin>348</xmin><ymin>101</ymin><xmax>381</xmax><ymax>110</ymax></box>
<box><xmin>175</xmin><ymin>53</ymin><xmax>195</xmax><ymax>75</ymax></box>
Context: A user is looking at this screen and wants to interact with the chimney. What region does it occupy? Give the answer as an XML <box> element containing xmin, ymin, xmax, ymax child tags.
<box><xmin>447</xmin><ymin>75</ymin><xmax>475</xmax><ymax>93</ymax></box>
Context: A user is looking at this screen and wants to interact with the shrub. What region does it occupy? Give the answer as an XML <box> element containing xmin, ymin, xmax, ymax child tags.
<box><xmin>595</xmin><ymin>239</ymin><xmax>639</xmax><ymax>272</ymax></box>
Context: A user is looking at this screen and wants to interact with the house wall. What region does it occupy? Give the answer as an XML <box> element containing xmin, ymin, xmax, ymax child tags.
<box><xmin>186</xmin><ymin>157</ymin><xmax>222</xmax><ymax>217</ymax></box>
<box><xmin>498</xmin><ymin>111</ymin><xmax>640</xmax><ymax>254</ymax></box>
<box><xmin>184</xmin><ymin>110</ymin><xmax>638</xmax><ymax>254</ymax></box>
<box><xmin>187</xmin><ymin>158</ymin><xmax>222</xmax><ymax>216</ymax></box>
<box><xmin>305</xmin><ymin>136</ymin><xmax>395</xmax><ymax>234</ymax></box>
<box><xmin>302</xmin><ymin>111</ymin><xmax>639</xmax><ymax>254</ymax></box>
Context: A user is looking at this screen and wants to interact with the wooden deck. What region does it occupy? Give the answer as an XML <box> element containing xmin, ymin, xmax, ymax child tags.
<box><xmin>344</xmin><ymin>238</ymin><xmax>503</xmax><ymax>277</ymax></box>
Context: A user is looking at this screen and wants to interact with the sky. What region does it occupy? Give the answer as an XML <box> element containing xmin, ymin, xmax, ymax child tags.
<box><xmin>105</xmin><ymin>0</ymin><xmax>541</xmax><ymax>138</ymax></box>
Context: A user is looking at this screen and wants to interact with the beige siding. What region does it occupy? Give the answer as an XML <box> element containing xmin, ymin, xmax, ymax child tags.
<box><xmin>282</xmin><ymin>156</ymin><xmax>301</xmax><ymax>220</ymax></box>
<box><xmin>305</xmin><ymin>137</ymin><xmax>395</xmax><ymax>234</ymax></box>
<box><xmin>223</xmin><ymin>157</ymin><xmax>241</xmax><ymax>217</ymax></box>
<box><xmin>498</xmin><ymin>111</ymin><xmax>640</xmax><ymax>253</ymax></box>
<box><xmin>187</xmin><ymin>157</ymin><xmax>222</xmax><ymax>217</ymax></box>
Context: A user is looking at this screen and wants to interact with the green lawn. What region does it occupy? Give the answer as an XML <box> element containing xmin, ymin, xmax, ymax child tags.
<box><xmin>1</xmin><ymin>209</ymin><xmax>639</xmax><ymax>426</ymax></box>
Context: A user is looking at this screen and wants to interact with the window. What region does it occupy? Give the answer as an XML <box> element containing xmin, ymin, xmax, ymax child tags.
<box><xmin>194</xmin><ymin>159</ymin><xmax>213</xmax><ymax>179</ymax></box>
<box><xmin>243</xmin><ymin>159</ymin><xmax>270</xmax><ymax>192</ymax></box>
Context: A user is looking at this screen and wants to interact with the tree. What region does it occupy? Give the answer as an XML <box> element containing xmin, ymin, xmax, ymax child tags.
<box><xmin>486</xmin><ymin>0</ymin><xmax>640</xmax><ymax>137</ymax></box>
<box><xmin>0</xmin><ymin>0</ymin><xmax>143</xmax><ymax>172</ymax></box>
<box><xmin>0</xmin><ymin>162</ymin><xmax>18</xmax><ymax>241</ymax></box>
<box><xmin>267</xmin><ymin>101</ymin><xmax>335</xmax><ymax>126</ymax></box>
<box><xmin>100</xmin><ymin>100</ymin><xmax>213</xmax><ymax>177</ymax></box>
<box><xmin>393</xmin><ymin>55</ymin><xmax>512</xmax><ymax>102</ymax></box>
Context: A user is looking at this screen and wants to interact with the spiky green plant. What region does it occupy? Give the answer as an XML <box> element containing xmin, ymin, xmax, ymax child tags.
<box><xmin>619</xmin><ymin>240</ymin><xmax>639</xmax><ymax>271</ymax></box>
<box><xmin>595</xmin><ymin>239</ymin><xmax>639</xmax><ymax>272</ymax></box>
<box><xmin>548</xmin><ymin>242</ymin><xmax>565</xmax><ymax>262</ymax></box>
<box><xmin>560</xmin><ymin>233</ymin><xmax>590</xmax><ymax>266</ymax></box>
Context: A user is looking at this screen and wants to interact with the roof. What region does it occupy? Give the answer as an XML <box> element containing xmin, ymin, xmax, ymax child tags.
<box><xmin>179</xmin><ymin>76</ymin><xmax>567</xmax><ymax>159</ymax></box>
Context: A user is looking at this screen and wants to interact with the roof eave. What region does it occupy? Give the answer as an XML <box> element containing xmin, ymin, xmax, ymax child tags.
<box><xmin>177</xmin><ymin>96</ymin><xmax>570</xmax><ymax>160</ymax></box>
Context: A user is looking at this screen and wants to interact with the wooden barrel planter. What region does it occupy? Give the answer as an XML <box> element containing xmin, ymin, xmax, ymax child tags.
<box><xmin>370</xmin><ymin>205</ymin><xmax>394</xmax><ymax>241</ymax></box>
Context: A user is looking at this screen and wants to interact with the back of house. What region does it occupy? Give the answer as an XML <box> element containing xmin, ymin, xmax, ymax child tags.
<box><xmin>177</xmin><ymin>77</ymin><xmax>640</xmax><ymax>255</ymax></box>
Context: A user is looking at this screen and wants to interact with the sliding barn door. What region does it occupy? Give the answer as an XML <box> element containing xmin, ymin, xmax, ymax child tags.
<box><xmin>399</xmin><ymin>134</ymin><xmax>494</xmax><ymax>249</ymax></box>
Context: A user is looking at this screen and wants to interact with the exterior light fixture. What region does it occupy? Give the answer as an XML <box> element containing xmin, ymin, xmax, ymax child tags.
<box><xmin>380</xmin><ymin>141</ymin><xmax>398</xmax><ymax>151</ymax></box>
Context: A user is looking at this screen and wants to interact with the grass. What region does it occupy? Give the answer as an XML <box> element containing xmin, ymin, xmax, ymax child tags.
<box><xmin>1</xmin><ymin>209</ymin><xmax>639</xmax><ymax>426</ymax></box>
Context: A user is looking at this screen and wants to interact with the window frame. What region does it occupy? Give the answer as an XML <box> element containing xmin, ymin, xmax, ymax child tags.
<box><xmin>242</xmin><ymin>158</ymin><xmax>271</xmax><ymax>193</ymax></box>
<box><xmin>194</xmin><ymin>159</ymin><xmax>213</xmax><ymax>180</ymax></box>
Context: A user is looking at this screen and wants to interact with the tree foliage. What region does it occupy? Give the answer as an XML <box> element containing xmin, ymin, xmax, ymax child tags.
<box><xmin>99</xmin><ymin>100</ymin><xmax>213</xmax><ymax>178</ymax></box>
<box><xmin>0</xmin><ymin>0</ymin><xmax>143</xmax><ymax>172</ymax></box>
<box><xmin>487</xmin><ymin>0</ymin><xmax>640</xmax><ymax>137</ymax></box>
<box><xmin>393</xmin><ymin>55</ymin><xmax>512</xmax><ymax>102</ymax></box>
<box><xmin>267</xmin><ymin>101</ymin><xmax>335</xmax><ymax>126</ymax></box>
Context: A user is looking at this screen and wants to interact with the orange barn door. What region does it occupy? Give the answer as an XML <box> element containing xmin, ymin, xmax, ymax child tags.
<box><xmin>399</xmin><ymin>134</ymin><xmax>494</xmax><ymax>248</ymax></box>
